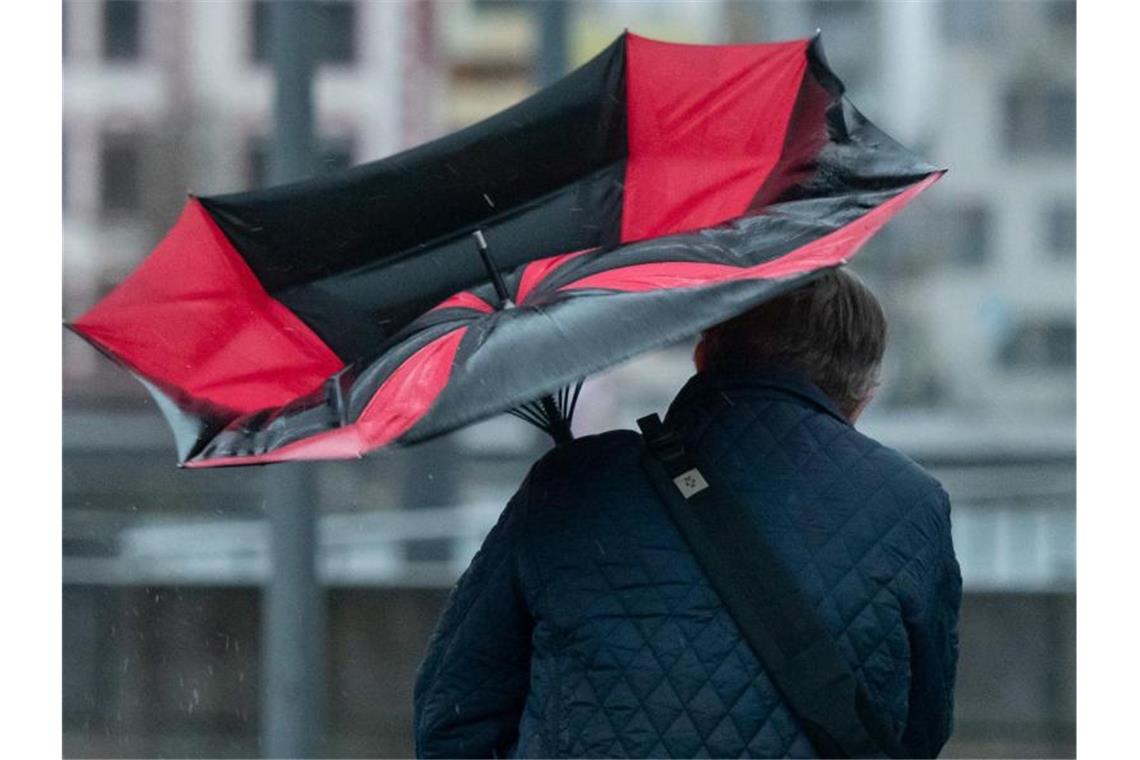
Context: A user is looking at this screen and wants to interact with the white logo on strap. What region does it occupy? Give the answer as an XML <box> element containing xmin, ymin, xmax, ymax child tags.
<box><xmin>673</xmin><ymin>468</ymin><xmax>709</xmax><ymax>499</ymax></box>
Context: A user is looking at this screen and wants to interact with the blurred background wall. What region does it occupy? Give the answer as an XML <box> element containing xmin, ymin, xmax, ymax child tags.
<box><xmin>62</xmin><ymin>1</ymin><xmax>1075</xmax><ymax>757</ymax></box>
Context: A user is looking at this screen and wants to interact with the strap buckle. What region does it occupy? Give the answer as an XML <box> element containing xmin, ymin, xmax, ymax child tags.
<box><xmin>638</xmin><ymin>414</ymin><xmax>709</xmax><ymax>498</ymax></box>
<box><xmin>637</xmin><ymin>414</ymin><xmax>686</xmax><ymax>463</ymax></box>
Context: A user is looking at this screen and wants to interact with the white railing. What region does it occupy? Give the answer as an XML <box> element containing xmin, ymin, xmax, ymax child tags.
<box><xmin>64</xmin><ymin>476</ymin><xmax>1075</xmax><ymax>592</ymax></box>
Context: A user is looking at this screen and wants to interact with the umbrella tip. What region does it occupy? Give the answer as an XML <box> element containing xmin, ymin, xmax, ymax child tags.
<box><xmin>472</xmin><ymin>229</ymin><xmax>488</xmax><ymax>251</ymax></box>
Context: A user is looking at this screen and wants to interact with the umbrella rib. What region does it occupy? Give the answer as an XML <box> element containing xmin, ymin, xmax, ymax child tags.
<box><xmin>512</xmin><ymin>401</ymin><xmax>545</xmax><ymax>424</ymax></box>
<box><xmin>521</xmin><ymin>399</ymin><xmax>547</xmax><ymax>419</ymax></box>
<box><xmin>509</xmin><ymin>383</ymin><xmax>583</xmax><ymax>442</ymax></box>
<box><xmin>507</xmin><ymin>407</ymin><xmax>550</xmax><ymax>432</ymax></box>
<box><xmin>526</xmin><ymin>400</ymin><xmax>556</xmax><ymax>429</ymax></box>
<box><xmin>568</xmin><ymin>378</ymin><xmax>584</xmax><ymax>423</ymax></box>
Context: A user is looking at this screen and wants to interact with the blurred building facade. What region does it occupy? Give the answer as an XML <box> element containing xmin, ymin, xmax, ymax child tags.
<box><xmin>62</xmin><ymin>1</ymin><xmax>1076</xmax><ymax>758</ymax></box>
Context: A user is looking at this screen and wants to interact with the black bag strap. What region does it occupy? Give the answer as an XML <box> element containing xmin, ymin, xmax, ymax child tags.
<box><xmin>637</xmin><ymin>413</ymin><xmax>902</xmax><ymax>759</ymax></box>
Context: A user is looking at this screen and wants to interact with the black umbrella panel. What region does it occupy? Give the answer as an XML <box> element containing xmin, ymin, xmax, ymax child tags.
<box><xmin>69</xmin><ymin>32</ymin><xmax>942</xmax><ymax>467</ymax></box>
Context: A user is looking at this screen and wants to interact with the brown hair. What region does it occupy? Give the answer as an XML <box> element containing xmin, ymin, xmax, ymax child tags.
<box><xmin>694</xmin><ymin>268</ymin><xmax>887</xmax><ymax>417</ymax></box>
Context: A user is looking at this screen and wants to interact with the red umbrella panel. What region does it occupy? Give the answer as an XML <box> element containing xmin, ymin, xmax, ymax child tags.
<box><xmin>69</xmin><ymin>33</ymin><xmax>943</xmax><ymax>467</ymax></box>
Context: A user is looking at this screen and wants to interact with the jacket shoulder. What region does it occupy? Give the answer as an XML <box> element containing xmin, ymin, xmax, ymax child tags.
<box><xmin>848</xmin><ymin>426</ymin><xmax>952</xmax><ymax>527</ymax></box>
<box><xmin>859</xmin><ymin>426</ymin><xmax>943</xmax><ymax>487</ymax></box>
<box><xmin>517</xmin><ymin>429</ymin><xmax>647</xmax><ymax>509</ymax></box>
<box><xmin>528</xmin><ymin>428</ymin><xmax>644</xmax><ymax>482</ymax></box>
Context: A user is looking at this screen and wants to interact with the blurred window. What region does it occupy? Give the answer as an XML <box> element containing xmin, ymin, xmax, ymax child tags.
<box><xmin>891</xmin><ymin>201</ymin><xmax>991</xmax><ymax>270</ymax></box>
<box><xmin>100</xmin><ymin>132</ymin><xmax>142</xmax><ymax>216</ymax></box>
<box><xmin>947</xmin><ymin>203</ymin><xmax>991</xmax><ymax>267</ymax></box>
<box><xmin>999</xmin><ymin>319</ymin><xmax>1076</xmax><ymax>370</ymax></box>
<box><xmin>250</xmin><ymin>1</ymin><xmax>270</xmax><ymax>62</ymax></box>
<box><xmin>941</xmin><ymin>0</ymin><xmax>999</xmax><ymax>45</ymax></box>
<box><xmin>103</xmin><ymin>0</ymin><xmax>142</xmax><ymax>62</ymax></box>
<box><xmin>1005</xmin><ymin>83</ymin><xmax>1076</xmax><ymax>155</ymax></box>
<box><xmin>808</xmin><ymin>1</ymin><xmax>873</xmax><ymax>90</ymax></box>
<box><xmin>318</xmin><ymin>1</ymin><xmax>358</xmax><ymax>63</ymax></box>
<box><xmin>1044</xmin><ymin>201</ymin><xmax>1076</xmax><ymax>259</ymax></box>
<box><xmin>473</xmin><ymin>0</ymin><xmax>530</xmax><ymax>8</ymax></box>
<box><xmin>247</xmin><ymin>135</ymin><xmax>356</xmax><ymax>188</ymax></box>
<box><xmin>250</xmin><ymin>1</ymin><xmax>358</xmax><ymax>65</ymax></box>
<box><xmin>873</xmin><ymin>318</ymin><xmax>947</xmax><ymax>409</ymax></box>
<box><xmin>1046</xmin><ymin>1</ymin><xmax>1077</xmax><ymax>30</ymax></box>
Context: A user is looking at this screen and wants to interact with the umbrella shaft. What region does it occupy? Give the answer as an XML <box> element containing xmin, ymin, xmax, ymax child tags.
<box><xmin>473</xmin><ymin>229</ymin><xmax>513</xmax><ymax>307</ymax></box>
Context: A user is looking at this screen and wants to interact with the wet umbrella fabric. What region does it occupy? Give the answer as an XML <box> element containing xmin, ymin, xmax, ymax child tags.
<box><xmin>69</xmin><ymin>33</ymin><xmax>942</xmax><ymax>468</ymax></box>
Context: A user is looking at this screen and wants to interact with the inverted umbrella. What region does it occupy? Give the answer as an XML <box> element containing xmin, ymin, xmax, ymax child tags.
<box><xmin>69</xmin><ymin>32</ymin><xmax>942</xmax><ymax>468</ymax></box>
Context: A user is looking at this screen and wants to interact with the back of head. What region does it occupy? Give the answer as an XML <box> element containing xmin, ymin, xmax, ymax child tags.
<box><xmin>694</xmin><ymin>268</ymin><xmax>887</xmax><ymax>418</ymax></box>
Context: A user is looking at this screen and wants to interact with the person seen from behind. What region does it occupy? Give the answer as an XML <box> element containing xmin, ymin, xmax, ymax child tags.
<box><xmin>414</xmin><ymin>268</ymin><xmax>962</xmax><ymax>758</ymax></box>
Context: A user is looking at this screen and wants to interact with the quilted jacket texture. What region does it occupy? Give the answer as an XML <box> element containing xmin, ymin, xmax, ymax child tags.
<box><xmin>413</xmin><ymin>367</ymin><xmax>962</xmax><ymax>759</ymax></box>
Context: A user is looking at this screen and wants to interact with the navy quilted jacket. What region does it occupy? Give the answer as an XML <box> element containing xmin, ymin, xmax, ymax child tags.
<box><xmin>414</xmin><ymin>367</ymin><xmax>961</xmax><ymax>758</ymax></box>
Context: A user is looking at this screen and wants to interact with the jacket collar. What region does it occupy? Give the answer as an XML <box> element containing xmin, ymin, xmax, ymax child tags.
<box><xmin>665</xmin><ymin>363</ymin><xmax>852</xmax><ymax>429</ymax></box>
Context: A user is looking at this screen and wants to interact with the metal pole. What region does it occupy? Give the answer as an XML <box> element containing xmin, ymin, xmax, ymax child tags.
<box><xmin>262</xmin><ymin>463</ymin><xmax>325</xmax><ymax>759</ymax></box>
<box><xmin>268</xmin><ymin>1</ymin><xmax>316</xmax><ymax>185</ymax></box>
<box><xmin>535</xmin><ymin>0</ymin><xmax>569</xmax><ymax>87</ymax></box>
<box><xmin>261</xmin><ymin>3</ymin><xmax>323</xmax><ymax>758</ymax></box>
